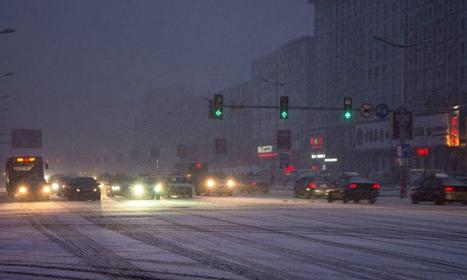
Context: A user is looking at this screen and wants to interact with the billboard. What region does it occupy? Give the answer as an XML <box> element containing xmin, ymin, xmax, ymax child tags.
<box><xmin>11</xmin><ymin>129</ymin><xmax>42</xmax><ymax>148</ymax></box>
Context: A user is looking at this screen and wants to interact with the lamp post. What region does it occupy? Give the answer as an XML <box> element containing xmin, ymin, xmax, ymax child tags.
<box><xmin>0</xmin><ymin>28</ymin><xmax>15</xmax><ymax>34</ymax></box>
<box><xmin>0</xmin><ymin>72</ymin><xmax>14</xmax><ymax>79</ymax></box>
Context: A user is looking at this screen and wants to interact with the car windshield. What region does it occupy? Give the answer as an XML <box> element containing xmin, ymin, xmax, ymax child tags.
<box><xmin>164</xmin><ymin>177</ymin><xmax>188</xmax><ymax>183</ymax></box>
<box><xmin>71</xmin><ymin>177</ymin><xmax>97</xmax><ymax>186</ymax></box>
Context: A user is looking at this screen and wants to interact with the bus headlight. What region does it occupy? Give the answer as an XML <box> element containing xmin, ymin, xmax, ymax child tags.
<box><xmin>52</xmin><ymin>182</ymin><xmax>59</xmax><ymax>191</ymax></box>
<box><xmin>206</xmin><ymin>179</ymin><xmax>216</xmax><ymax>188</ymax></box>
<box><xmin>227</xmin><ymin>179</ymin><xmax>235</xmax><ymax>188</ymax></box>
<box><xmin>154</xmin><ymin>183</ymin><xmax>163</xmax><ymax>193</ymax></box>
<box><xmin>111</xmin><ymin>185</ymin><xmax>121</xmax><ymax>191</ymax></box>
<box><xmin>134</xmin><ymin>184</ymin><xmax>144</xmax><ymax>195</ymax></box>
<box><xmin>42</xmin><ymin>186</ymin><xmax>51</xmax><ymax>194</ymax></box>
<box><xmin>19</xmin><ymin>186</ymin><xmax>27</xmax><ymax>194</ymax></box>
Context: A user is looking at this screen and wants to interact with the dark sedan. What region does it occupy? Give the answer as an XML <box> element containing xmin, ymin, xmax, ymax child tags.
<box><xmin>411</xmin><ymin>176</ymin><xmax>467</xmax><ymax>205</ymax></box>
<box><xmin>294</xmin><ymin>176</ymin><xmax>330</xmax><ymax>199</ymax></box>
<box><xmin>326</xmin><ymin>176</ymin><xmax>380</xmax><ymax>204</ymax></box>
<box><xmin>240</xmin><ymin>173</ymin><xmax>270</xmax><ymax>194</ymax></box>
<box><xmin>66</xmin><ymin>177</ymin><xmax>101</xmax><ymax>201</ymax></box>
<box><xmin>196</xmin><ymin>173</ymin><xmax>236</xmax><ymax>196</ymax></box>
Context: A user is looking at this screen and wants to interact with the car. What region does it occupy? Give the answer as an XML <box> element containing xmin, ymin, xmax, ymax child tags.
<box><xmin>294</xmin><ymin>175</ymin><xmax>330</xmax><ymax>198</ymax></box>
<box><xmin>240</xmin><ymin>173</ymin><xmax>270</xmax><ymax>194</ymax></box>
<box><xmin>196</xmin><ymin>173</ymin><xmax>236</xmax><ymax>196</ymax></box>
<box><xmin>51</xmin><ymin>175</ymin><xmax>72</xmax><ymax>197</ymax></box>
<box><xmin>325</xmin><ymin>175</ymin><xmax>380</xmax><ymax>204</ymax></box>
<box><xmin>106</xmin><ymin>174</ymin><xmax>133</xmax><ymax>198</ymax></box>
<box><xmin>159</xmin><ymin>175</ymin><xmax>193</xmax><ymax>198</ymax></box>
<box><xmin>410</xmin><ymin>175</ymin><xmax>467</xmax><ymax>205</ymax></box>
<box><xmin>66</xmin><ymin>177</ymin><xmax>101</xmax><ymax>201</ymax></box>
<box><xmin>125</xmin><ymin>177</ymin><xmax>160</xmax><ymax>199</ymax></box>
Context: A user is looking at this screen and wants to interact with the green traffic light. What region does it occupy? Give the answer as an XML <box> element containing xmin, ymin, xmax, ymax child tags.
<box><xmin>344</xmin><ymin>111</ymin><xmax>352</xmax><ymax>120</ymax></box>
<box><xmin>215</xmin><ymin>110</ymin><xmax>222</xmax><ymax>117</ymax></box>
<box><xmin>280</xmin><ymin>111</ymin><xmax>288</xmax><ymax>119</ymax></box>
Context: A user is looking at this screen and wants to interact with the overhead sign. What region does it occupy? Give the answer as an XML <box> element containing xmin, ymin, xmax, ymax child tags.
<box><xmin>393</xmin><ymin>112</ymin><xmax>413</xmax><ymax>139</ymax></box>
<box><xmin>311</xmin><ymin>154</ymin><xmax>326</xmax><ymax>159</ymax></box>
<box><xmin>257</xmin><ymin>145</ymin><xmax>273</xmax><ymax>154</ymax></box>
<box><xmin>277</xmin><ymin>130</ymin><xmax>291</xmax><ymax>150</ymax></box>
<box><xmin>375</xmin><ymin>103</ymin><xmax>390</xmax><ymax>119</ymax></box>
<box><xmin>359</xmin><ymin>103</ymin><xmax>374</xmax><ymax>118</ymax></box>
<box><xmin>11</xmin><ymin>129</ymin><xmax>42</xmax><ymax>148</ymax></box>
<box><xmin>355</xmin><ymin>113</ymin><xmax>450</xmax><ymax>150</ymax></box>
<box><xmin>310</xmin><ymin>135</ymin><xmax>324</xmax><ymax>149</ymax></box>
<box><xmin>397</xmin><ymin>144</ymin><xmax>411</xmax><ymax>158</ymax></box>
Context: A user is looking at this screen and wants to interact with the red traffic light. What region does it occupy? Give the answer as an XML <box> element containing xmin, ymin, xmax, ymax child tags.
<box><xmin>416</xmin><ymin>147</ymin><xmax>429</xmax><ymax>156</ymax></box>
<box><xmin>283</xmin><ymin>165</ymin><xmax>295</xmax><ymax>174</ymax></box>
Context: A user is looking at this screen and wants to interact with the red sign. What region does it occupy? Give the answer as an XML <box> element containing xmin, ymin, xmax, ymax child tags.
<box><xmin>416</xmin><ymin>147</ymin><xmax>429</xmax><ymax>156</ymax></box>
<box><xmin>257</xmin><ymin>153</ymin><xmax>277</xmax><ymax>158</ymax></box>
<box><xmin>310</xmin><ymin>135</ymin><xmax>323</xmax><ymax>149</ymax></box>
<box><xmin>283</xmin><ymin>165</ymin><xmax>295</xmax><ymax>174</ymax></box>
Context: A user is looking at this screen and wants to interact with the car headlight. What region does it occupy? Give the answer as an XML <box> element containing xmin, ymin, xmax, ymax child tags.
<box><xmin>134</xmin><ymin>184</ymin><xmax>144</xmax><ymax>195</ymax></box>
<box><xmin>19</xmin><ymin>186</ymin><xmax>27</xmax><ymax>194</ymax></box>
<box><xmin>43</xmin><ymin>186</ymin><xmax>51</xmax><ymax>193</ymax></box>
<box><xmin>111</xmin><ymin>185</ymin><xmax>121</xmax><ymax>191</ymax></box>
<box><xmin>227</xmin><ymin>179</ymin><xmax>235</xmax><ymax>188</ymax></box>
<box><xmin>76</xmin><ymin>188</ymin><xmax>81</xmax><ymax>192</ymax></box>
<box><xmin>93</xmin><ymin>188</ymin><xmax>97</xmax><ymax>192</ymax></box>
<box><xmin>52</xmin><ymin>183</ymin><xmax>59</xmax><ymax>191</ymax></box>
<box><xmin>207</xmin><ymin>179</ymin><xmax>215</xmax><ymax>188</ymax></box>
<box><xmin>154</xmin><ymin>183</ymin><xmax>163</xmax><ymax>193</ymax></box>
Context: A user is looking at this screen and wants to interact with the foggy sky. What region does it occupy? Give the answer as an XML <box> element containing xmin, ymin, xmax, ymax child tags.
<box><xmin>0</xmin><ymin>0</ymin><xmax>313</xmax><ymax>159</ymax></box>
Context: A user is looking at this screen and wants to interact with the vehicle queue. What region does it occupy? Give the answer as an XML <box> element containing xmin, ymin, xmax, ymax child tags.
<box><xmin>5</xmin><ymin>156</ymin><xmax>467</xmax><ymax>205</ymax></box>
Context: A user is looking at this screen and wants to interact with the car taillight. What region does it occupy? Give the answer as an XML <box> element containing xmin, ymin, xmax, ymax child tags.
<box><xmin>308</xmin><ymin>183</ymin><xmax>317</xmax><ymax>189</ymax></box>
<box><xmin>252</xmin><ymin>181</ymin><xmax>257</xmax><ymax>186</ymax></box>
<box><xmin>372</xmin><ymin>184</ymin><xmax>381</xmax><ymax>189</ymax></box>
<box><xmin>348</xmin><ymin>183</ymin><xmax>357</xmax><ymax>189</ymax></box>
<box><xmin>444</xmin><ymin>186</ymin><xmax>455</xmax><ymax>192</ymax></box>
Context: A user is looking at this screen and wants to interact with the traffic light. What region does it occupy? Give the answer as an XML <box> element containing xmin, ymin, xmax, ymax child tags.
<box><xmin>213</xmin><ymin>94</ymin><xmax>223</xmax><ymax>119</ymax></box>
<box><xmin>279</xmin><ymin>96</ymin><xmax>289</xmax><ymax>119</ymax></box>
<box><xmin>343</xmin><ymin>97</ymin><xmax>352</xmax><ymax>120</ymax></box>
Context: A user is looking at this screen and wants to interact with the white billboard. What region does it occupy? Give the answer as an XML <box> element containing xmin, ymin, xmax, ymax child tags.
<box><xmin>355</xmin><ymin>113</ymin><xmax>449</xmax><ymax>150</ymax></box>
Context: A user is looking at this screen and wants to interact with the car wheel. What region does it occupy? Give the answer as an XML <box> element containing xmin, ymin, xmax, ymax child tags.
<box><xmin>368</xmin><ymin>198</ymin><xmax>376</xmax><ymax>204</ymax></box>
<box><xmin>107</xmin><ymin>192</ymin><xmax>114</xmax><ymax>198</ymax></box>
<box><xmin>327</xmin><ymin>194</ymin><xmax>334</xmax><ymax>203</ymax></box>
<box><xmin>342</xmin><ymin>196</ymin><xmax>349</xmax><ymax>204</ymax></box>
<box><xmin>411</xmin><ymin>197</ymin><xmax>419</xmax><ymax>204</ymax></box>
<box><xmin>353</xmin><ymin>199</ymin><xmax>360</xmax><ymax>204</ymax></box>
<box><xmin>462</xmin><ymin>200</ymin><xmax>467</xmax><ymax>205</ymax></box>
<box><xmin>305</xmin><ymin>193</ymin><xmax>311</xmax><ymax>199</ymax></box>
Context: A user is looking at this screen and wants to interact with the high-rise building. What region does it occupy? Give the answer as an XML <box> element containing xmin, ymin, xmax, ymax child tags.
<box><xmin>310</xmin><ymin>0</ymin><xmax>467</xmax><ymax>173</ymax></box>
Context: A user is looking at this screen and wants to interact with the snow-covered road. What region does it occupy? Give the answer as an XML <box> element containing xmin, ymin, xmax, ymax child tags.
<box><xmin>0</xmin><ymin>193</ymin><xmax>466</xmax><ymax>280</ymax></box>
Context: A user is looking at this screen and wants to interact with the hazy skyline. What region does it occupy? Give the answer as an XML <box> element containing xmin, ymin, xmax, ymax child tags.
<box><xmin>0</xmin><ymin>0</ymin><xmax>313</xmax><ymax>161</ymax></box>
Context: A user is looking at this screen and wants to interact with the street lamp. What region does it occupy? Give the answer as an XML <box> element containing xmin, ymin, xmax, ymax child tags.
<box><xmin>372</xmin><ymin>30</ymin><xmax>420</xmax><ymax>198</ymax></box>
<box><xmin>0</xmin><ymin>28</ymin><xmax>15</xmax><ymax>34</ymax></box>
